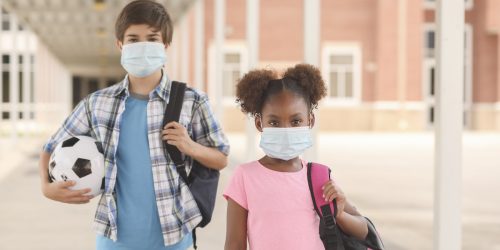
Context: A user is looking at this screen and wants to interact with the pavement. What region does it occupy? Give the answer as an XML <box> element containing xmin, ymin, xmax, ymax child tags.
<box><xmin>0</xmin><ymin>132</ymin><xmax>499</xmax><ymax>250</ymax></box>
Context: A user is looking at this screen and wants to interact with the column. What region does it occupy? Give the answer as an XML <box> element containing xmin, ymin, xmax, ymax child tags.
<box><xmin>10</xmin><ymin>14</ymin><xmax>19</xmax><ymax>140</ymax></box>
<box><xmin>434</xmin><ymin>0</ymin><xmax>464</xmax><ymax>249</ymax></box>
<box><xmin>23</xmin><ymin>30</ymin><xmax>32</xmax><ymax>124</ymax></box>
<box><xmin>180</xmin><ymin>15</ymin><xmax>189</xmax><ymax>83</ymax></box>
<box><xmin>397</xmin><ymin>0</ymin><xmax>408</xmax><ymax>129</ymax></box>
<box><xmin>245</xmin><ymin>0</ymin><xmax>259</xmax><ymax>160</ymax></box>
<box><xmin>194</xmin><ymin>0</ymin><xmax>205</xmax><ymax>91</ymax></box>
<box><xmin>303</xmin><ymin>0</ymin><xmax>320</xmax><ymax>160</ymax></box>
<box><xmin>214</xmin><ymin>0</ymin><xmax>225</xmax><ymax>119</ymax></box>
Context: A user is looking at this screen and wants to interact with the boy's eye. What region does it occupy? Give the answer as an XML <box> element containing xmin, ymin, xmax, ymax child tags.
<box><xmin>127</xmin><ymin>39</ymin><xmax>138</xmax><ymax>43</ymax></box>
<box><xmin>268</xmin><ymin>121</ymin><xmax>279</xmax><ymax>127</ymax></box>
<box><xmin>148</xmin><ymin>38</ymin><xmax>159</xmax><ymax>42</ymax></box>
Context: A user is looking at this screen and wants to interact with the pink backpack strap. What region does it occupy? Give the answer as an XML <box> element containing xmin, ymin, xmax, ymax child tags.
<box><xmin>306</xmin><ymin>162</ymin><xmax>338</xmax><ymax>221</ymax></box>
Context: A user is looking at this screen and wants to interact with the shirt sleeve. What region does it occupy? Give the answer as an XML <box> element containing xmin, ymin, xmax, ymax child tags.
<box><xmin>42</xmin><ymin>98</ymin><xmax>91</xmax><ymax>154</ymax></box>
<box><xmin>191</xmin><ymin>94</ymin><xmax>230</xmax><ymax>155</ymax></box>
<box><xmin>223</xmin><ymin>166</ymin><xmax>248</xmax><ymax>210</ymax></box>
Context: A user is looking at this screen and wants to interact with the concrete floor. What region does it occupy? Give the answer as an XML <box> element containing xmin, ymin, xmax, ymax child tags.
<box><xmin>0</xmin><ymin>132</ymin><xmax>499</xmax><ymax>250</ymax></box>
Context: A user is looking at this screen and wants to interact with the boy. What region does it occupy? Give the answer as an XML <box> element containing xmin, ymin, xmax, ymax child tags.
<box><xmin>38</xmin><ymin>1</ymin><xmax>230</xmax><ymax>249</ymax></box>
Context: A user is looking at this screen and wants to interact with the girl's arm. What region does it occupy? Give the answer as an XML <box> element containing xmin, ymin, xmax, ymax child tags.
<box><xmin>323</xmin><ymin>181</ymin><xmax>368</xmax><ymax>240</ymax></box>
<box><xmin>225</xmin><ymin>198</ymin><xmax>248</xmax><ymax>250</ymax></box>
<box><xmin>336</xmin><ymin>200</ymin><xmax>369</xmax><ymax>240</ymax></box>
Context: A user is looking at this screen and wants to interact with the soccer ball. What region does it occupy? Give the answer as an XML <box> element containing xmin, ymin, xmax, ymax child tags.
<box><xmin>48</xmin><ymin>136</ymin><xmax>105</xmax><ymax>197</ymax></box>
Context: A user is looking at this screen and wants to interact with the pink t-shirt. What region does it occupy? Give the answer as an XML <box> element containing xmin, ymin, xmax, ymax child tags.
<box><xmin>223</xmin><ymin>160</ymin><xmax>325</xmax><ymax>250</ymax></box>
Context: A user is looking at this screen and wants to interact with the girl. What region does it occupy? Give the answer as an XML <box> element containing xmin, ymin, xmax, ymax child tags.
<box><xmin>224</xmin><ymin>64</ymin><xmax>369</xmax><ymax>250</ymax></box>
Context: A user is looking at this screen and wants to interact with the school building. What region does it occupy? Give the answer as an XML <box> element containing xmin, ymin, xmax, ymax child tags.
<box><xmin>0</xmin><ymin>0</ymin><xmax>499</xmax><ymax>137</ymax></box>
<box><xmin>167</xmin><ymin>0</ymin><xmax>500</xmax><ymax>132</ymax></box>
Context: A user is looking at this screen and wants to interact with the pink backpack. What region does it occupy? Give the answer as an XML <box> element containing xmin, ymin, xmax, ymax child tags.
<box><xmin>307</xmin><ymin>162</ymin><xmax>385</xmax><ymax>250</ymax></box>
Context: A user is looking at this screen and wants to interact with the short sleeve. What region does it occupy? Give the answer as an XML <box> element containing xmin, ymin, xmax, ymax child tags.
<box><xmin>191</xmin><ymin>95</ymin><xmax>230</xmax><ymax>155</ymax></box>
<box><xmin>223</xmin><ymin>166</ymin><xmax>248</xmax><ymax>210</ymax></box>
<box><xmin>42</xmin><ymin>98</ymin><xmax>91</xmax><ymax>154</ymax></box>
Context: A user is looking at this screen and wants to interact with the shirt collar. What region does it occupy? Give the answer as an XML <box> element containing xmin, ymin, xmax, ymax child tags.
<box><xmin>113</xmin><ymin>70</ymin><xmax>172</xmax><ymax>102</ymax></box>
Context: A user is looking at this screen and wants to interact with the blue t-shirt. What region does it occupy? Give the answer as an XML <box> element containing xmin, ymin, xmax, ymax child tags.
<box><xmin>96</xmin><ymin>94</ymin><xmax>192</xmax><ymax>250</ymax></box>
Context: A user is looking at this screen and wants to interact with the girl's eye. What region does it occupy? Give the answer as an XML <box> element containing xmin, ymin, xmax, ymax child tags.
<box><xmin>148</xmin><ymin>38</ymin><xmax>159</xmax><ymax>42</ymax></box>
<box><xmin>128</xmin><ymin>39</ymin><xmax>138</xmax><ymax>43</ymax></box>
<box><xmin>268</xmin><ymin>121</ymin><xmax>279</xmax><ymax>127</ymax></box>
<box><xmin>292</xmin><ymin>119</ymin><xmax>302</xmax><ymax>126</ymax></box>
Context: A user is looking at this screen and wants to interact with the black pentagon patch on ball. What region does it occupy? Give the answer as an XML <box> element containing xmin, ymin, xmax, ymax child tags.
<box><xmin>72</xmin><ymin>158</ymin><xmax>92</xmax><ymax>178</ymax></box>
<box><xmin>95</xmin><ymin>141</ymin><xmax>104</xmax><ymax>154</ymax></box>
<box><xmin>62</xmin><ymin>137</ymin><xmax>80</xmax><ymax>148</ymax></box>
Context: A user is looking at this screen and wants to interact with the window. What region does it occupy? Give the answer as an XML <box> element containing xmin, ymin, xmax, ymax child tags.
<box><xmin>322</xmin><ymin>45</ymin><xmax>362</xmax><ymax>103</ymax></box>
<box><xmin>424</xmin><ymin>30</ymin><xmax>435</xmax><ymax>58</ymax></box>
<box><xmin>2</xmin><ymin>71</ymin><xmax>9</xmax><ymax>103</ymax></box>
<box><xmin>1</xmin><ymin>8</ymin><xmax>9</xmax><ymax>31</ymax></box>
<box><xmin>424</xmin><ymin>0</ymin><xmax>473</xmax><ymax>10</ymax></box>
<box><xmin>30</xmin><ymin>72</ymin><xmax>34</xmax><ymax>103</ymax></box>
<box><xmin>222</xmin><ymin>53</ymin><xmax>242</xmax><ymax>98</ymax></box>
<box><xmin>2</xmin><ymin>55</ymin><xmax>9</xmax><ymax>103</ymax></box>
<box><xmin>72</xmin><ymin>77</ymin><xmax>82</xmax><ymax>108</ymax></box>
<box><xmin>422</xmin><ymin>24</ymin><xmax>473</xmax><ymax>127</ymax></box>
<box><xmin>2</xmin><ymin>55</ymin><xmax>10</xmax><ymax>65</ymax></box>
<box><xmin>30</xmin><ymin>55</ymin><xmax>34</xmax><ymax>103</ymax></box>
<box><xmin>106</xmin><ymin>78</ymin><xmax>118</xmax><ymax>88</ymax></box>
<box><xmin>19</xmin><ymin>71</ymin><xmax>23</xmax><ymax>103</ymax></box>
<box><xmin>88</xmin><ymin>78</ymin><xmax>99</xmax><ymax>93</ymax></box>
<box><xmin>209</xmin><ymin>42</ymin><xmax>248</xmax><ymax>104</ymax></box>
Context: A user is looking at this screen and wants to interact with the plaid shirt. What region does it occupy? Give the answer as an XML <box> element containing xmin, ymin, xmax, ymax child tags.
<box><xmin>43</xmin><ymin>73</ymin><xmax>230</xmax><ymax>246</ymax></box>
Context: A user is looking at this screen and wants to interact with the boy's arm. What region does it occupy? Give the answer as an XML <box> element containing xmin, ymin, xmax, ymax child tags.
<box><xmin>162</xmin><ymin>94</ymin><xmax>230</xmax><ymax>170</ymax></box>
<box><xmin>162</xmin><ymin>122</ymin><xmax>227</xmax><ymax>170</ymax></box>
<box><xmin>40</xmin><ymin>151</ymin><xmax>92</xmax><ymax>204</ymax></box>
<box><xmin>40</xmin><ymin>98</ymin><xmax>93</xmax><ymax>203</ymax></box>
<box><xmin>225</xmin><ymin>198</ymin><xmax>248</xmax><ymax>250</ymax></box>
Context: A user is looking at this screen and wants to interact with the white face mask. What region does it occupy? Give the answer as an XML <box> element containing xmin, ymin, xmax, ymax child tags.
<box><xmin>120</xmin><ymin>42</ymin><xmax>166</xmax><ymax>78</ymax></box>
<box><xmin>259</xmin><ymin>126</ymin><xmax>313</xmax><ymax>161</ymax></box>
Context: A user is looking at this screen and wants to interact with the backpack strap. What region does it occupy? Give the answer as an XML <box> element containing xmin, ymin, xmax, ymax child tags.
<box><xmin>307</xmin><ymin>162</ymin><xmax>337</xmax><ymax>218</ymax></box>
<box><xmin>307</xmin><ymin>162</ymin><xmax>345</xmax><ymax>250</ymax></box>
<box><xmin>162</xmin><ymin>81</ymin><xmax>189</xmax><ymax>185</ymax></box>
<box><xmin>308</xmin><ymin>162</ymin><xmax>385</xmax><ymax>250</ymax></box>
<box><xmin>162</xmin><ymin>81</ymin><xmax>203</xmax><ymax>249</ymax></box>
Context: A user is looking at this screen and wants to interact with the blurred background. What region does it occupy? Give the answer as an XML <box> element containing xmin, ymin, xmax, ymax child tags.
<box><xmin>0</xmin><ymin>0</ymin><xmax>499</xmax><ymax>249</ymax></box>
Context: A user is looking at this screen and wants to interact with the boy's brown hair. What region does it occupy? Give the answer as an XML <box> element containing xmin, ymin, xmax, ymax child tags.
<box><xmin>115</xmin><ymin>0</ymin><xmax>174</xmax><ymax>45</ymax></box>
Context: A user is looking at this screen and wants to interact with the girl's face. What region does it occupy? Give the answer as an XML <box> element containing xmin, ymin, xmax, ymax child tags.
<box><xmin>256</xmin><ymin>90</ymin><xmax>314</xmax><ymax>131</ymax></box>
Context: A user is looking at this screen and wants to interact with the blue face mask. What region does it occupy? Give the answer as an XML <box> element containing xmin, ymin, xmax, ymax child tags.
<box><xmin>259</xmin><ymin>126</ymin><xmax>313</xmax><ymax>161</ymax></box>
<box><xmin>120</xmin><ymin>42</ymin><xmax>166</xmax><ymax>78</ymax></box>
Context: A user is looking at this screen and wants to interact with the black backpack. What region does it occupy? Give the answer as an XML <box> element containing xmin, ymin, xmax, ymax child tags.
<box><xmin>163</xmin><ymin>81</ymin><xmax>220</xmax><ymax>249</ymax></box>
<box><xmin>307</xmin><ymin>162</ymin><xmax>385</xmax><ymax>250</ymax></box>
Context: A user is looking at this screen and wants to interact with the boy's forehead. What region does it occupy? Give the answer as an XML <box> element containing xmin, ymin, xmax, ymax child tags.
<box><xmin>124</xmin><ymin>24</ymin><xmax>161</xmax><ymax>35</ymax></box>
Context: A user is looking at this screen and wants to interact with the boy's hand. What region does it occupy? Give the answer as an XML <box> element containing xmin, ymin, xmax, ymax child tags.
<box><xmin>162</xmin><ymin>122</ymin><xmax>195</xmax><ymax>156</ymax></box>
<box><xmin>42</xmin><ymin>180</ymin><xmax>93</xmax><ymax>204</ymax></box>
<box><xmin>322</xmin><ymin>180</ymin><xmax>346</xmax><ymax>218</ymax></box>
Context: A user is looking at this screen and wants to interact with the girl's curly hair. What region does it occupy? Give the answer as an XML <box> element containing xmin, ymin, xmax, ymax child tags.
<box><xmin>236</xmin><ymin>64</ymin><xmax>327</xmax><ymax>116</ymax></box>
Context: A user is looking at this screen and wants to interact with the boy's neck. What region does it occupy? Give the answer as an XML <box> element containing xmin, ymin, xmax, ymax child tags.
<box><xmin>127</xmin><ymin>69</ymin><xmax>163</xmax><ymax>96</ymax></box>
